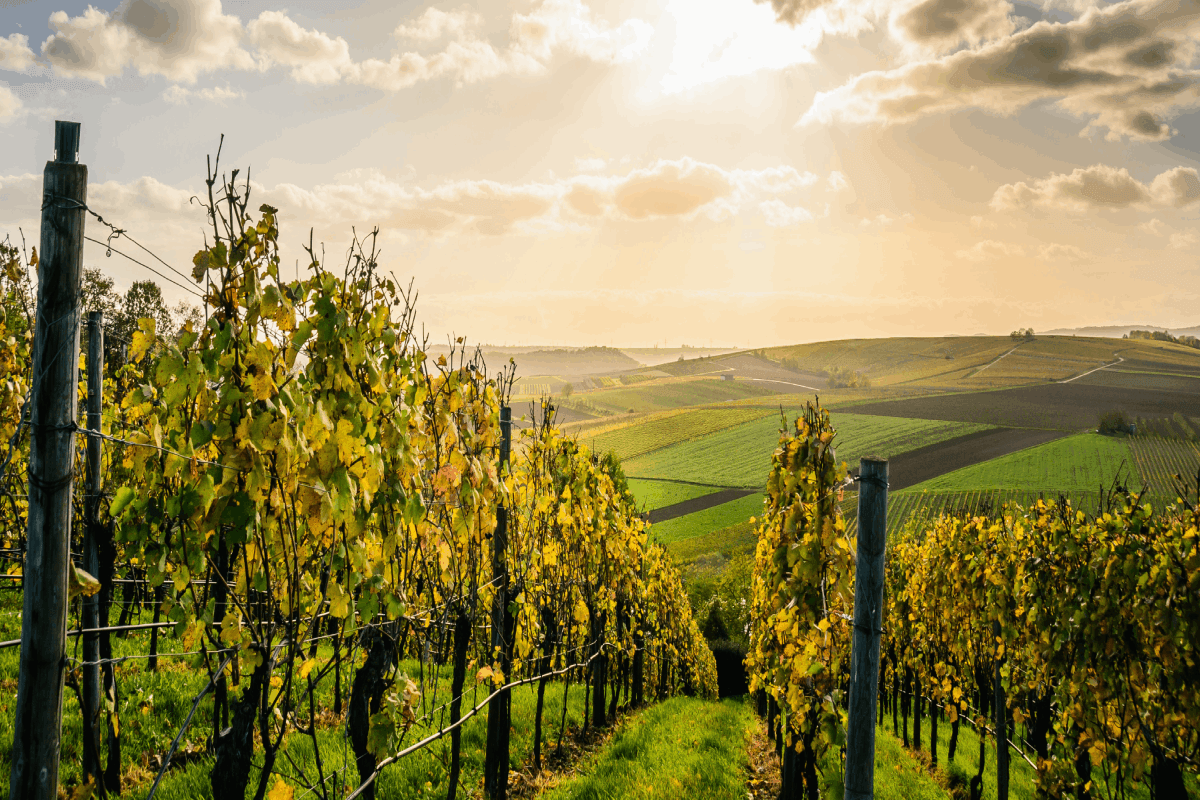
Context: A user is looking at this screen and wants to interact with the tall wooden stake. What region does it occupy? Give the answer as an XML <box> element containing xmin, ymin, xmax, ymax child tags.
<box><xmin>994</xmin><ymin>619</ymin><xmax>1009</xmax><ymax>800</ymax></box>
<box><xmin>844</xmin><ymin>457</ymin><xmax>889</xmax><ymax>800</ymax></box>
<box><xmin>485</xmin><ymin>405</ymin><xmax>513</xmax><ymax>799</ymax></box>
<box><xmin>82</xmin><ymin>311</ymin><xmax>104</xmax><ymax>786</ymax></box>
<box><xmin>10</xmin><ymin>120</ymin><xmax>87</xmax><ymax>800</ymax></box>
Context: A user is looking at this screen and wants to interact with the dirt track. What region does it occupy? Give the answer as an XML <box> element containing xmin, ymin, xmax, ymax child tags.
<box><xmin>646</xmin><ymin>488</ymin><xmax>757</xmax><ymax>524</ymax></box>
<box><xmin>883</xmin><ymin>428</ymin><xmax>1068</xmax><ymax>491</ymax></box>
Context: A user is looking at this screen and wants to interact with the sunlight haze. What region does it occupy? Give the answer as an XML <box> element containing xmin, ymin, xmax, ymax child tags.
<box><xmin>1</xmin><ymin>0</ymin><xmax>1198</xmax><ymax>346</ymax></box>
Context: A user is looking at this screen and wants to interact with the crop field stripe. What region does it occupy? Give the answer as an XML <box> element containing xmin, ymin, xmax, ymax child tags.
<box><xmin>1129</xmin><ymin>436</ymin><xmax>1200</xmax><ymax>500</ymax></box>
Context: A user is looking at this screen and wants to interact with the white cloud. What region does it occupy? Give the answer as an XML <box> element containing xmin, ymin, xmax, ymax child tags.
<box><xmin>801</xmin><ymin>0</ymin><xmax>1200</xmax><ymax>141</ymax></box>
<box><xmin>1037</xmin><ymin>242</ymin><xmax>1086</xmax><ymax>260</ymax></box>
<box><xmin>956</xmin><ymin>239</ymin><xmax>1025</xmax><ymax>260</ymax></box>
<box><xmin>41</xmin><ymin>0</ymin><xmax>255</xmax><ymax>84</ymax></box>
<box><xmin>246</xmin><ymin>10</ymin><xmax>355</xmax><ymax>85</ymax></box>
<box><xmin>0</xmin><ymin>33</ymin><xmax>37</xmax><ymax>73</ymax></box>
<box><xmin>247</xmin><ymin>0</ymin><xmax>650</xmax><ymax>92</ymax></box>
<box><xmin>1139</xmin><ymin>218</ymin><xmax>1165</xmax><ymax>235</ymax></box>
<box><xmin>163</xmin><ymin>84</ymin><xmax>245</xmax><ymax>104</ymax></box>
<box><xmin>761</xmin><ymin>199</ymin><xmax>815</xmax><ymax>226</ymax></box>
<box><xmin>574</xmin><ymin>157</ymin><xmax>608</xmax><ymax>173</ymax></box>
<box><xmin>859</xmin><ymin>212</ymin><xmax>912</xmax><ymax>227</ymax></box>
<box><xmin>394</xmin><ymin>7</ymin><xmax>484</xmax><ymax>42</ymax></box>
<box><xmin>970</xmin><ymin>214</ymin><xmax>996</xmax><ymax>230</ymax></box>
<box><xmin>512</xmin><ymin>0</ymin><xmax>653</xmax><ymax>64</ymax></box>
<box><xmin>1169</xmin><ymin>231</ymin><xmax>1197</xmax><ymax>250</ymax></box>
<box><xmin>0</xmin><ymin>86</ymin><xmax>22</xmax><ymax>122</ymax></box>
<box><xmin>990</xmin><ymin>165</ymin><xmax>1200</xmax><ymax>212</ymax></box>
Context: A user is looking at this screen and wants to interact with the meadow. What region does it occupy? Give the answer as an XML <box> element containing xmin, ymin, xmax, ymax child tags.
<box><xmin>624</xmin><ymin>413</ymin><xmax>992</xmax><ymax>489</ymax></box>
<box><xmin>904</xmin><ymin>432</ymin><xmax>1142</xmax><ymax>495</ymax></box>
<box><xmin>626</xmin><ymin>478</ymin><xmax>715</xmax><ymax>512</ymax></box>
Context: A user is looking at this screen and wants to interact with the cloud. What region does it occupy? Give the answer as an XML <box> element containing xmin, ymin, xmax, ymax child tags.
<box><xmin>1139</xmin><ymin>218</ymin><xmax>1165</xmax><ymax>235</ymax></box>
<box><xmin>1037</xmin><ymin>242</ymin><xmax>1086</xmax><ymax>260</ymax></box>
<box><xmin>970</xmin><ymin>214</ymin><xmax>996</xmax><ymax>230</ymax></box>
<box><xmin>574</xmin><ymin>157</ymin><xmax>608</xmax><ymax>173</ymax></box>
<box><xmin>859</xmin><ymin>212</ymin><xmax>913</xmax><ymax>226</ymax></box>
<box><xmin>247</xmin><ymin>0</ymin><xmax>650</xmax><ymax>92</ymax></box>
<box><xmin>41</xmin><ymin>0</ymin><xmax>255</xmax><ymax>84</ymax></box>
<box><xmin>990</xmin><ymin>164</ymin><xmax>1200</xmax><ymax>211</ymax></box>
<box><xmin>801</xmin><ymin>0</ymin><xmax>1200</xmax><ymax>141</ymax></box>
<box><xmin>246</xmin><ymin>11</ymin><xmax>355</xmax><ymax>85</ymax></box>
<box><xmin>955</xmin><ymin>239</ymin><xmax>1025</xmax><ymax>260</ymax></box>
<box><xmin>511</xmin><ymin>0</ymin><xmax>653</xmax><ymax>64</ymax></box>
<box><xmin>163</xmin><ymin>84</ymin><xmax>244</xmax><ymax>104</ymax></box>
<box><xmin>26</xmin><ymin>0</ymin><xmax>650</xmax><ymax>93</ymax></box>
<box><xmin>0</xmin><ymin>86</ymin><xmax>22</xmax><ymax>122</ymax></box>
<box><xmin>754</xmin><ymin>0</ymin><xmax>838</xmax><ymax>26</ymax></box>
<box><xmin>394</xmin><ymin>7</ymin><xmax>484</xmax><ymax>42</ymax></box>
<box><xmin>610</xmin><ymin>159</ymin><xmax>733</xmax><ymax>219</ymax></box>
<box><xmin>888</xmin><ymin>0</ymin><xmax>1015</xmax><ymax>55</ymax></box>
<box><xmin>0</xmin><ymin>33</ymin><xmax>37</xmax><ymax>73</ymax></box>
<box><xmin>1169</xmin><ymin>231</ymin><xmax>1196</xmax><ymax>249</ymax></box>
<box><xmin>761</xmin><ymin>199</ymin><xmax>816</xmax><ymax>226</ymax></box>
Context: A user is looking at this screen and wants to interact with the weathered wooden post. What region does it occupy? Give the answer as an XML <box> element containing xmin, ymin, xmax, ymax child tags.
<box><xmin>82</xmin><ymin>310</ymin><xmax>104</xmax><ymax>785</ymax></box>
<box><xmin>9</xmin><ymin>120</ymin><xmax>87</xmax><ymax>800</ymax></box>
<box><xmin>994</xmin><ymin>619</ymin><xmax>1009</xmax><ymax>800</ymax></box>
<box><xmin>844</xmin><ymin>457</ymin><xmax>889</xmax><ymax>800</ymax></box>
<box><xmin>484</xmin><ymin>405</ymin><xmax>513</xmax><ymax>799</ymax></box>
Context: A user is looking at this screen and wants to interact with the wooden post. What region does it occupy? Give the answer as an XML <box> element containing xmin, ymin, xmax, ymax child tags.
<box><xmin>994</xmin><ymin>619</ymin><xmax>1009</xmax><ymax>800</ymax></box>
<box><xmin>484</xmin><ymin>405</ymin><xmax>513</xmax><ymax>799</ymax></box>
<box><xmin>9</xmin><ymin>120</ymin><xmax>87</xmax><ymax>800</ymax></box>
<box><xmin>844</xmin><ymin>457</ymin><xmax>888</xmax><ymax>800</ymax></box>
<box><xmin>81</xmin><ymin>311</ymin><xmax>103</xmax><ymax>785</ymax></box>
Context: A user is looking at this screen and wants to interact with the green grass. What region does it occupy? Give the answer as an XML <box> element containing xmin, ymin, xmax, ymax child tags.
<box><xmin>650</xmin><ymin>494</ymin><xmax>763</xmax><ymax>546</ymax></box>
<box><xmin>543</xmin><ymin>696</ymin><xmax>755</xmax><ymax>800</ymax></box>
<box><xmin>0</xmin><ymin>593</ymin><xmax>589</xmax><ymax>799</ymax></box>
<box><xmin>586</xmin><ymin>407</ymin><xmax>776</xmax><ymax>462</ymax></box>
<box><xmin>140</xmin><ymin>658</ymin><xmax>589</xmax><ymax>799</ymax></box>
<box><xmin>578</xmin><ymin>379</ymin><xmax>781</xmax><ymax>415</ymax></box>
<box><xmin>628</xmin><ymin>479</ymin><xmax>716</xmax><ymax>512</ymax></box>
<box><xmin>625</xmin><ymin>413</ymin><xmax>992</xmax><ymax>489</ymax></box>
<box><xmin>665</xmin><ymin>521</ymin><xmax>756</xmax><ymax>567</ymax></box>
<box><xmin>1128</xmin><ymin>436</ymin><xmax>1200</xmax><ymax>498</ymax></box>
<box><xmin>907</xmin><ymin>432</ymin><xmax>1142</xmax><ymax>496</ymax></box>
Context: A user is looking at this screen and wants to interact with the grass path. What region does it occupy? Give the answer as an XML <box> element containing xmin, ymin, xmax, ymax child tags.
<box><xmin>543</xmin><ymin>696</ymin><xmax>754</xmax><ymax>800</ymax></box>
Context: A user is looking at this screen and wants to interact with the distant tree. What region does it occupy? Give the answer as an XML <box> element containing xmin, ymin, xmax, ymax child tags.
<box><xmin>113</xmin><ymin>279</ymin><xmax>174</xmax><ymax>345</ymax></box>
<box><xmin>562</xmin><ymin>382</ymin><xmax>573</xmax><ymax>398</ymax></box>
<box><xmin>824</xmin><ymin>365</ymin><xmax>871</xmax><ymax>389</ymax></box>
<box><xmin>82</xmin><ymin>268</ymin><xmax>121</xmax><ymax>320</ymax></box>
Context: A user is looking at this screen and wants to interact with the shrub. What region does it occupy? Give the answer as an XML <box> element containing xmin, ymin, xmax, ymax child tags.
<box><xmin>824</xmin><ymin>365</ymin><xmax>871</xmax><ymax>388</ymax></box>
<box><xmin>1098</xmin><ymin>409</ymin><xmax>1130</xmax><ymax>435</ymax></box>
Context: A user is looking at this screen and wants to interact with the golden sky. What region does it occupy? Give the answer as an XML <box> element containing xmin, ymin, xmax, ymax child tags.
<box><xmin>1</xmin><ymin>0</ymin><xmax>1198</xmax><ymax>345</ymax></box>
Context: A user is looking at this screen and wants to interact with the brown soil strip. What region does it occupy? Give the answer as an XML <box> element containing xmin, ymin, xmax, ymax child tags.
<box><xmin>508</xmin><ymin>709</ymin><xmax>639</xmax><ymax>799</ymax></box>
<box><xmin>744</xmin><ymin>716</ymin><xmax>781</xmax><ymax>800</ymax></box>
<box><xmin>884</xmin><ymin>428</ymin><xmax>1069</xmax><ymax>491</ymax></box>
<box><xmin>648</xmin><ymin>488</ymin><xmax>758</xmax><ymax>524</ymax></box>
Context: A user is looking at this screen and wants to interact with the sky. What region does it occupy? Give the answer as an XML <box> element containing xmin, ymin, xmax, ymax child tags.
<box><xmin>1</xmin><ymin>0</ymin><xmax>1198</xmax><ymax>347</ymax></box>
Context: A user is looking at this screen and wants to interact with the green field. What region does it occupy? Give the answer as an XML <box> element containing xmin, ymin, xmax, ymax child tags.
<box><xmin>906</xmin><ymin>432</ymin><xmax>1142</xmax><ymax>495</ymax></box>
<box><xmin>1128</xmin><ymin>435</ymin><xmax>1200</xmax><ymax>499</ymax></box>
<box><xmin>650</xmin><ymin>494</ymin><xmax>763</xmax><ymax>545</ymax></box>
<box><xmin>577</xmin><ymin>379</ymin><xmax>780</xmax><ymax>415</ymax></box>
<box><xmin>628</xmin><ymin>478</ymin><xmax>716</xmax><ymax>512</ymax></box>
<box><xmin>586</xmin><ymin>407</ymin><xmax>775</xmax><ymax>461</ymax></box>
<box><xmin>665</xmin><ymin>520</ymin><xmax>756</xmax><ymax>568</ymax></box>
<box><xmin>625</xmin><ymin>413</ymin><xmax>993</xmax><ymax>489</ymax></box>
